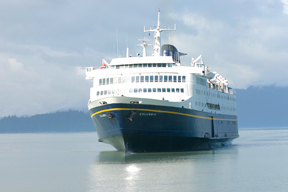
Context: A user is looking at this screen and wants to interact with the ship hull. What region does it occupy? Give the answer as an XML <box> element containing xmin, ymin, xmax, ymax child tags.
<box><xmin>89</xmin><ymin>103</ymin><xmax>238</xmax><ymax>153</ymax></box>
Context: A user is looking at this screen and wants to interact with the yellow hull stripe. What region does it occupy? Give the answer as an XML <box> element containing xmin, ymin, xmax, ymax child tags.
<box><xmin>91</xmin><ymin>108</ymin><xmax>237</xmax><ymax>121</ymax></box>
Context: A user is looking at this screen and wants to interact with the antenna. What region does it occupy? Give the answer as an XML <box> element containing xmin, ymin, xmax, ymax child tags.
<box><xmin>144</xmin><ymin>9</ymin><xmax>176</xmax><ymax>57</ymax></box>
<box><xmin>137</xmin><ymin>38</ymin><xmax>151</xmax><ymax>57</ymax></box>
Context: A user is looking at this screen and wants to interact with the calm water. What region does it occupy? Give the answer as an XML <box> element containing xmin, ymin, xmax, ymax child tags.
<box><xmin>1</xmin><ymin>128</ymin><xmax>288</xmax><ymax>192</ymax></box>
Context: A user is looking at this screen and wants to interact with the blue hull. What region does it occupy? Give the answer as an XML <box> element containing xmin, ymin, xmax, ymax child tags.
<box><xmin>89</xmin><ymin>103</ymin><xmax>238</xmax><ymax>152</ymax></box>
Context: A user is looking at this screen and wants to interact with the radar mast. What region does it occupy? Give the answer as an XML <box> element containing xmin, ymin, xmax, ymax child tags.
<box><xmin>144</xmin><ymin>9</ymin><xmax>176</xmax><ymax>57</ymax></box>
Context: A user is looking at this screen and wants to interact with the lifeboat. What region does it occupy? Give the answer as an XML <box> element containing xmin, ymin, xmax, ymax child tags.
<box><xmin>100</xmin><ymin>63</ymin><xmax>108</xmax><ymax>69</ymax></box>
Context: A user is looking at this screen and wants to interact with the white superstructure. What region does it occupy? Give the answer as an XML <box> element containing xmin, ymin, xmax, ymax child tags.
<box><xmin>85</xmin><ymin>9</ymin><xmax>237</xmax><ymax>116</ymax></box>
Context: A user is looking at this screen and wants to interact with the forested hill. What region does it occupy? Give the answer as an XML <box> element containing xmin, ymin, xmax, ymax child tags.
<box><xmin>0</xmin><ymin>110</ymin><xmax>95</xmax><ymax>133</ymax></box>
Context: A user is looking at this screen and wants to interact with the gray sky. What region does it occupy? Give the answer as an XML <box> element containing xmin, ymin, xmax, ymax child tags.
<box><xmin>1</xmin><ymin>0</ymin><xmax>288</xmax><ymax>117</ymax></box>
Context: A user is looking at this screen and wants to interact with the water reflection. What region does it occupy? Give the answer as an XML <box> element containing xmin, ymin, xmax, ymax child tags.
<box><xmin>96</xmin><ymin>146</ymin><xmax>238</xmax><ymax>164</ymax></box>
<box><xmin>88</xmin><ymin>147</ymin><xmax>238</xmax><ymax>192</ymax></box>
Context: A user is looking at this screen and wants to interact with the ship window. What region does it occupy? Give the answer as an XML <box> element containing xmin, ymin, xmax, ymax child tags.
<box><xmin>148</xmin><ymin>64</ymin><xmax>152</xmax><ymax>67</ymax></box>
<box><xmin>181</xmin><ymin>88</ymin><xmax>184</xmax><ymax>93</ymax></box>
<box><xmin>110</xmin><ymin>78</ymin><xmax>113</xmax><ymax>84</ymax></box>
<box><xmin>112</xmin><ymin>90</ymin><xmax>115</xmax><ymax>94</ymax></box>
<box><xmin>104</xmin><ymin>90</ymin><xmax>107</xmax><ymax>95</ymax></box>
<box><xmin>182</xmin><ymin>76</ymin><xmax>186</xmax><ymax>83</ymax></box>
<box><xmin>116</xmin><ymin>65</ymin><xmax>120</xmax><ymax>69</ymax></box>
<box><xmin>159</xmin><ymin>75</ymin><xmax>163</xmax><ymax>82</ymax></box>
<box><xmin>139</xmin><ymin>64</ymin><xmax>143</xmax><ymax>68</ymax></box>
<box><xmin>133</xmin><ymin>64</ymin><xmax>137</xmax><ymax>68</ymax></box>
<box><xmin>106</xmin><ymin>78</ymin><xmax>109</xmax><ymax>85</ymax></box>
<box><xmin>126</xmin><ymin>76</ymin><xmax>130</xmax><ymax>83</ymax></box>
<box><xmin>148</xmin><ymin>88</ymin><xmax>152</xmax><ymax>92</ymax></box>
<box><xmin>120</xmin><ymin>65</ymin><xmax>124</xmax><ymax>69</ymax></box>
<box><xmin>139</xmin><ymin>88</ymin><xmax>142</xmax><ymax>93</ymax></box>
<box><xmin>121</xmin><ymin>77</ymin><xmax>125</xmax><ymax>83</ymax></box>
<box><xmin>145</xmin><ymin>76</ymin><xmax>149</xmax><ymax>82</ymax></box>
<box><xmin>143</xmin><ymin>64</ymin><xmax>147</xmax><ymax>68</ymax></box>
<box><xmin>108</xmin><ymin>90</ymin><xmax>111</xmax><ymax>94</ymax></box>
<box><xmin>167</xmin><ymin>88</ymin><xmax>170</xmax><ymax>92</ymax></box>
<box><xmin>162</xmin><ymin>88</ymin><xmax>166</xmax><ymax>92</ymax></box>
<box><xmin>103</xmin><ymin>78</ymin><xmax>106</xmax><ymax>85</ymax></box>
<box><xmin>150</xmin><ymin>75</ymin><xmax>154</xmax><ymax>82</ymax></box>
<box><xmin>129</xmin><ymin>65</ymin><xmax>133</xmax><ymax>68</ymax></box>
<box><xmin>118</xmin><ymin>77</ymin><xmax>121</xmax><ymax>84</ymax></box>
<box><xmin>153</xmin><ymin>88</ymin><xmax>156</xmax><ymax>92</ymax></box>
<box><xmin>157</xmin><ymin>88</ymin><xmax>161</xmax><ymax>92</ymax></box>
<box><xmin>195</xmin><ymin>101</ymin><xmax>197</xmax><ymax>105</ymax></box>
<box><xmin>162</xmin><ymin>64</ymin><xmax>166</xmax><ymax>67</ymax></box>
<box><xmin>113</xmin><ymin>77</ymin><xmax>117</xmax><ymax>84</ymax></box>
<box><xmin>129</xmin><ymin>89</ymin><xmax>133</xmax><ymax>93</ymax></box>
<box><xmin>164</xmin><ymin>76</ymin><xmax>168</xmax><ymax>82</ymax></box>
<box><xmin>178</xmin><ymin>76</ymin><xmax>181</xmax><ymax>82</ymax></box>
<box><xmin>173</xmin><ymin>76</ymin><xmax>177</xmax><ymax>82</ymax></box>
<box><xmin>134</xmin><ymin>88</ymin><xmax>138</xmax><ymax>93</ymax></box>
<box><xmin>125</xmin><ymin>65</ymin><xmax>128</xmax><ymax>68</ymax></box>
<box><xmin>155</xmin><ymin>76</ymin><xmax>158</xmax><ymax>82</ymax></box>
<box><xmin>144</xmin><ymin>88</ymin><xmax>147</xmax><ymax>92</ymax></box>
<box><xmin>132</xmin><ymin>76</ymin><xmax>135</xmax><ymax>83</ymax></box>
<box><xmin>140</xmin><ymin>76</ymin><xmax>144</xmax><ymax>83</ymax></box>
<box><xmin>157</xmin><ymin>63</ymin><xmax>161</xmax><ymax>67</ymax></box>
<box><xmin>168</xmin><ymin>63</ymin><xmax>172</xmax><ymax>67</ymax></box>
<box><xmin>97</xmin><ymin>91</ymin><xmax>99</xmax><ymax>96</ymax></box>
<box><xmin>172</xmin><ymin>88</ymin><xmax>175</xmax><ymax>92</ymax></box>
<box><xmin>100</xmin><ymin>91</ymin><xmax>103</xmax><ymax>95</ymax></box>
<box><xmin>176</xmin><ymin>88</ymin><xmax>180</xmax><ymax>92</ymax></box>
<box><xmin>169</xmin><ymin>76</ymin><xmax>172</xmax><ymax>82</ymax></box>
<box><xmin>153</xmin><ymin>63</ymin><xmax>157</xmax><ymax>67</ymax></box>
<box><xmin>136</xmin><ymin>76</ymin><xmax>140</xmax><ymax>83</ymax></box>
<box><xmin>99</xmin><ymin>79</ymin><xmax>102</xmax><ymax>86</ymax></box>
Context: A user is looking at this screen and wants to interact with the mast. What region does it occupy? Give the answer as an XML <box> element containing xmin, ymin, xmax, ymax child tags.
<box><xmin>144</xmin><ymin>9</ymin><xmax>176</xmax><ymax>57</ymax></box>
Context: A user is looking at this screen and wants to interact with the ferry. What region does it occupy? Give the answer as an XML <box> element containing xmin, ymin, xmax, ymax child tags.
<box><xmin>85</xmin><ymin>10</ymin><xmax>239</xmax><ymax>153</ymax></box>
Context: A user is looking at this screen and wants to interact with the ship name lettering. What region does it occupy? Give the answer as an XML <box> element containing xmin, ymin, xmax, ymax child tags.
<box><xmin>139</xmin><ymin>113</ymin><xmax>156</xmax><ymax>116</ymax></box>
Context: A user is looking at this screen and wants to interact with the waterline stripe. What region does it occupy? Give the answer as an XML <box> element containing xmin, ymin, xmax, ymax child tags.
<box><xmin>91</xmin><ymin>108</ymin><xmax>237</xmax><ymax>121</ymax></box>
